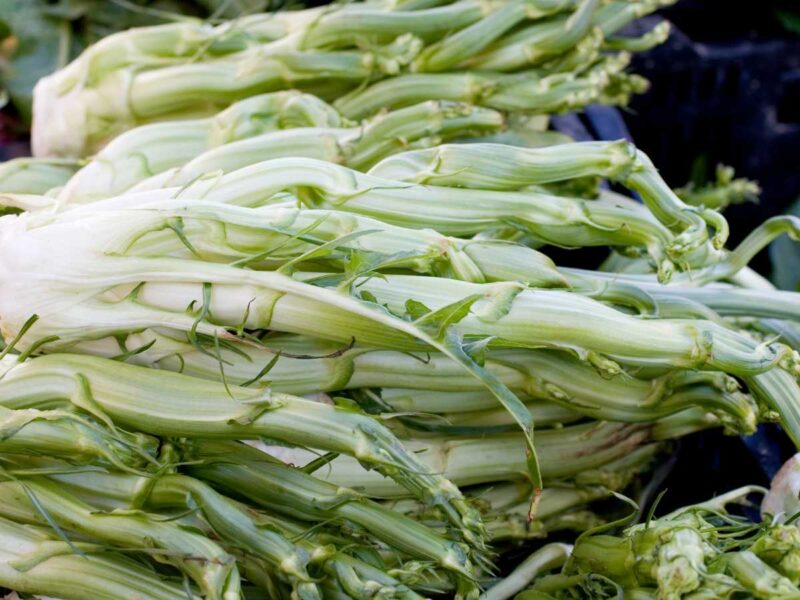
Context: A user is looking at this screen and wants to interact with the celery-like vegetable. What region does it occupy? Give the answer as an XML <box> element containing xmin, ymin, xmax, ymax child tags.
<box><xmin>0</xmin><ymin>476</ymin><xmax>242</xmax><ymax>599</ymax></box>
<box><xmin>0</xmin><ymin>354</ymin><xmax>485</xmax><ymax>548</ymax></box>
<box><xmin>369</xmin><ymin>141</ymin><xmax>729</xmax><ymax>252</ymax></box>
<box><xmin>0</xmin><ymin>403</ymin><xmax>157</xmax><ymax>471</ymax></box>
<box><xmin>0</xmin><ymin>158</ymin><xmax>79</xmax><ymax>196</ymax></box>
<box><xmin>275</xmin><ymin>423</ymin><xmax>666</xmax><ymax>496</ymax></box>
<box><xmin>183</xmin><ymin>439</ymin><xmax>486</xmax><ymax>590</ymax></box>
<box><xmin>57</xmin><ymin>91</ymin><xmax>343</xmax><ymax>205</ymax></box>
<box><xmin>29</xmin><ymin>0</ymin><xmax>674</xmax><ymax>158</ymax></box>
<box><xmin>31</xmin><ymin>0</ymin><xmax>601</xmax><ymax>157</ymax></box>
<box><xmin>0</xmin><ymin>515</ymin><xmax>196</xmax><ymax>599</ymax></box>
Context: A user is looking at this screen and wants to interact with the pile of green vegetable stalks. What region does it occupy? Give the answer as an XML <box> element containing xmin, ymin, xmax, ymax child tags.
<box><xmin>0</xmin><ymin>0</ymin><xmax>798</xmax><ymax>598</ymax></box>
<box><xmin>27</xmin><ymin>0</ymin><xmax>673</xmax><ymax>158</ymax></box>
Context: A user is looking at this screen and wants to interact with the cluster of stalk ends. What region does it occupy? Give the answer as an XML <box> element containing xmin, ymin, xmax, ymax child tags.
<box><xmin>0</xmin><ymin>0</ymin><xmax>798</xmax><ymax>598</ymax></box>
<box><xmin>484</xmin><ymin>478</ymin><xmax>800</xmax><ymax>600</ymax></box>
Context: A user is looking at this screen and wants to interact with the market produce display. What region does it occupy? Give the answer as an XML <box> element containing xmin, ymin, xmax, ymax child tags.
<box><xmin>0</xmin><ymin>0</ymin><xmax>798</xmax><ymax>598</ymax></box>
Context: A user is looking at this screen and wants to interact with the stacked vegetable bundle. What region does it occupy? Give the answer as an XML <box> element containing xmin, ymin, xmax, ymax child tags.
<box><xmin>0</xmin><ymin>0</ymin><xmax>798</xmax><ymax>598</ymax></box>
<box><xmin>29</xmin><ymin>0</ymin><xmax>671</xmax><ymax>158</ymax></box>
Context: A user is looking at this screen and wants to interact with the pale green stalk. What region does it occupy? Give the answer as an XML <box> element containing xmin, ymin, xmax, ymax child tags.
<box><xmin>388</xmin><ymin>0</ymin><xmax>457</xmax><ymax>9</ymax></box>
<box><xmin>0</xmin><ymin>194</ymin><xmax>704</xmax><ymax>498</ymax></box>
<box><xmin>242</xmin><ymin>196</ymin><xmax>787</xmax><ymax>318</ymax></box>
<box><xmin>0</xmin><ymin>194</ymin><xmax>58</xmax><ymax>213</ymax></box>
<box><xmin>183</xmin><ymin>440</ymin><xmax>485</xmax><ymax>590</ymax></box>
<box><xmin>729</xmin><ymin>265</ymin><xmax>776</xmax><ymax>290</ymax></box>
<box><xmin>461</xmin><ymin>0</ymin><xmax>600</xmax><ymax>71</ymax></box>
<box><xmin>390</xmin><ymin>480</ymin><xmax>604</xmax><ymax>522</ymax></box>
<box><xmin>57</xmin><ymin>155</ymin><xmax>714</xmax><ymax>279</ymax></box>
<box><xmin>389</xmin><ymin>382</ymin><xmax>758</xmax><ymax>436</ymax></box>
<box><xmin>760</xmin><ymin>320</ymin><xmax>800</xmax><ymax>351</ymax></box>
<box><xmin>176</xmin><ymin>188</ymin><xmax>671</xmax><ymax>279</ymax></box>
<box><xmin>745</xmin><ymin>369</ymin><xmax>800</xmax><ymax>447</ymax></box>
<box><xmin>42</xmin><ymin>0</ymin><xmax>564</xmax><ymax>86</ymax></box>
<box><xmin>724</xmin><ymin>551</ymin><xmax>800</xmax><ymax>599</ymax></box>
<box><xmin>278</xmin><ymin>422</ymin><xmax>656</xmax><ymax>497</ymax></box>
<box><xmin>481</xmin><ymin>544</ymin><xmax>572</xmax><ymax>600</ymax></box>
<box><xmin>0</xmin><ymin>158</ymin><xmax>79</xmax><ymax>195</ymax></box>
<box><xmin>486</xmin><ymin>506</ymin><xmax>602</xmax><ymax>541</ymax></box>
<box><xmin>387</xmin><ymin>466</ymin><xmax>649</xmax><ymax>542</ymax></box>
<box><xmin>412</xmin><ymin>0</ymin><xmax>584</xmax><ymax>72</ymax></box>
<box><xmin>564</xmin><ymin>271</ymin><xmax>800</xmax><ymax>325</ymax></box>
<box><xmin>521</xmin><ymin>511</ymin><xmax>607</xmax><ymax>539</ymax></box>
<box><xmin>68</xmin><ymin>326</ymin><xmax>762</xmax><ymax>435</ymax></box>
<box><xmin>1</xmin><ymin>209</ymin><xmax>787</xmax><ymax>381</ymax></box>
<box><xmin>317</xmin><ymin>561</ymin><xmax>425</xmax><ymax>600</ymax></box>
<box><xmin>241</xmin><ymin>510</ymin><xmax>429</xmax><ymax>600</ymax></box>
<box><xmin>48</xmin><ymin>469</ymin><xmax>320</xmax><ymax>600</ymax></box>
<box><xmin>33</xmin><ymin>36</ymin><xmax>424</xmax><ymax>157</ymax></box>
<box><xmin>57</xmin><ymin>91</ymin><xmax>343</xmax><ymax>205</ymax></box>
<box><xmin>670</xmin><ymin>215</ymin><xmax>800</xmax><ymax>285</ymax></box>
<box><xmin>536</xmin><ymin>26</ymin><xmax>604</xmax><ymax>76</ymax></box>
<box><xmin>48</xmin><ymin>460</ymin><xmax>425</xmax><ymax>600</ymax></box>
<box><xmin>603</xmin><ymin>20</ymin><xmax>671</xmax><ymax>52</ymax></box>
<box><xmin>400</xmin><ymin>400</ymin><xmax>582</xmax><ymax>433</ymax></box>
<box><xmin>334</xmin><ymin>52</ymin><xmax>641</xmax><ymax>119</ymax></box>
<box><xmin>0</xmin><ymin>402</ymin><xmax>157</xmax><ymax>471</ymax></box>
<box><xmin>295</xmin><ymin>0</ymin><xmax>524</xmax><ymax>47</ymax></box>
<box><xmin>0</xmin><ymin>353</ymin><xmax>484</xmax><ymax>548</ymax></box>
<box><xmin>312</xmin><ymin>554</ymin><xmax>428</xmax><ymax>600</ymax></box>
<box><xmin>676</xmin><ymin>165</ymin><xmax>760</xmax><ymax>211</ymax></box>
<box><xmin>68</xmin><ymin>331</ymin><xmax>791</xmax><ymax>441</ymax></box>
<box><xmin>368</xmin><ymin>139</ymin><xmax>637</xmax><ymax>187</ymax></box>
<box><xmin>86</xmin><ymin>328</ymin><xmax>713</xmax><ymax>396</ymax></box>
<box><xmin>599</xmin><ymin>248</ymin><xmax>658</xmax><ymax>275</ymax></box>
<box><xmin>3</xmin><ymin>174</ymin><xmax>792</xmax><ymax>494</ymax></box>
<box><xmin>648</xmin><ymin>406</ymin><xmax>726</xmax><ymax>441</ymax></box>
<box><xmin>369</xmin><ymin>141</ymin><xmax>728</xmax><ymax>253</ymax></box>
<box><xmin>87</xmin><ymin>201</ymin><xmax>565</xmax><ymax>286</ymax></box>
<box><xmin>467</xmin><ymin>0</ymin><xmax>674</xmax><ymax>71</ymax></box>
<box><xmin>351</xmin><ymin>274</ymin><xmax>794</xmax><ymax>376</ymax></box>
<box><xmin>126</xmin><ymin>101</ymin><xmax>504</xmax><ymax>194</ymax></box>
<box><xmin>35</xmin><ymin>11</ymin><xmax>327</xmax><ymax>87</ymax></box>
<box><xmin>0</xmin><ymin>515</ymin><xmax>198</xmax><ymax>599</ymax></box>
<box><xmin>0</xmin><ymin>476</ymin><xmax>242</xmax><ymax>599</ymax></box>
<box><xmin>558</xmin><ymin>216</ymin><xmax>800</xmax><ymax>322</ymax></box>
<box><xmin>643</xmin><ymin>285</ymin><xmax>798</xmax><ymax>322</ymax></box>
<box><xmin>480</xmin><ymin>449</ymin><xmax>661</xmax><ymax>540</ymax></box>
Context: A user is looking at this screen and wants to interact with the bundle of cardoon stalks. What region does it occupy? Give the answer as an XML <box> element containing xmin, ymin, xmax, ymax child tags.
<box><xmin>0</xmin><ymin>131</ymin><xmax>798</xmax><ymax>598</ymax></box>
<box><xmin>0</xmin><ymin>1</ymin><xmax>798</xmax><ymax>597</ymax></box>
<box><xmin>29</xmin><ymin>0</ymin><xmax>674</xmax><ymax>157</ymax></box>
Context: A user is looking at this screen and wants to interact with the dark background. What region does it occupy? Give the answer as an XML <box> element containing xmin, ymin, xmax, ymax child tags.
<box><xmin>625</xmin><ymin>1</ymin><xmax>800</xmax><ymax>273</ymax></box>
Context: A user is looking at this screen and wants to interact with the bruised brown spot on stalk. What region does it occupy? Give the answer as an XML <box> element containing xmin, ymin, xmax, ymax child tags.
<box><xmin>528</xmin><ymin>486</ymin><xmax>543</xmax><ymax>522</ymax></box>
<box><xmin>572</xmin><ymin>424</ymin><xmax>649</xmax><ymax>459</ymax></box>
<box><xmin>182</xmin><ymin>554</ymin><xmax>234</xmax><ymax>566</ymax></box>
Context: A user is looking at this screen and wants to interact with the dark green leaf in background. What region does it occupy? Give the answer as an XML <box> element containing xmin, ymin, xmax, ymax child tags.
<box><xmin>0</xmin><ymin>1</ymin><xmax>68</xmax><ymax>123</ymax></box>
